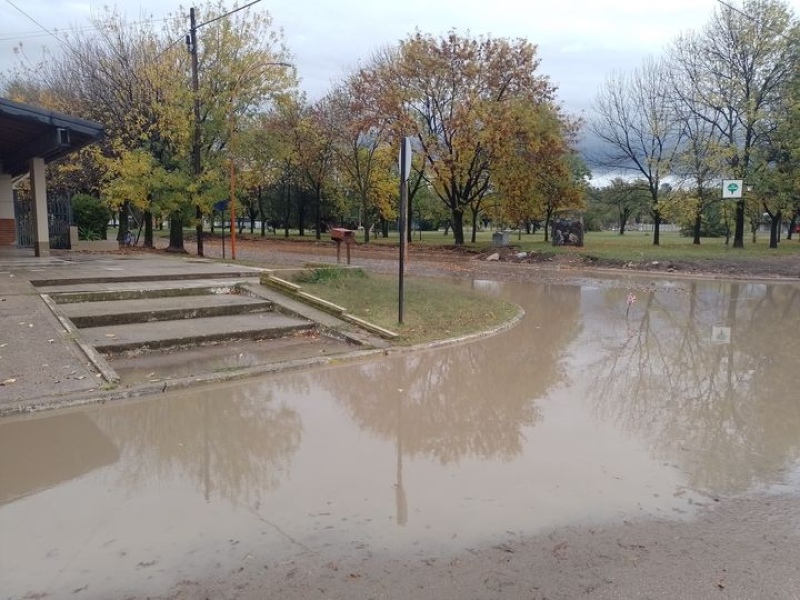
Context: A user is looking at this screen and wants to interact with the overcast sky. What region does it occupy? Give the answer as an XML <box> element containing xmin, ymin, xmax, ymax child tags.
<box><xmin>2</xmin><ymin>0</ymin><xmax>799</xmax><ymax>120</ymax></box>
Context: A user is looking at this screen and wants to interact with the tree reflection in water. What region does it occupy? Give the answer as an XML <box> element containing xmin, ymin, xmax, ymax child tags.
<box><xmin>91</xmin><ymin>384</ymin><xmax>304</xmax><ymax>507</ymax></box>
<box><xmin>319</xmin><ymin>283</ymin><xmax>582</xmax><ymax>523</ymax></box>
<box><xmin>328</xmin><ymin>283</ymin><xmax>582</xmax><ymax>464</ymax></box>
<box><xmin>588</xmin><ymin>281</ymin><xmax>800</xmax><ymax>494</ymax></box>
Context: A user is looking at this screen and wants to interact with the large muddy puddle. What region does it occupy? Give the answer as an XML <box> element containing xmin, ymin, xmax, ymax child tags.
<box><xmin>2</xmin><ymin>277</ymin><xmax>799</xmax><ymax>598</ymax></box>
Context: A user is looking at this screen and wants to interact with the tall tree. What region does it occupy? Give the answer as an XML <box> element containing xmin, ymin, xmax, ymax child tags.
<box><xmin>669</xmin><ymin>0</ymin><xmax>797</xmax><ymax>248</ymax></box>
<box><xmin>325</xmin><ymin>84</ymin><xmax>395</xmax><ymax>243</ymax></box>
<box><xmin>667</xmin><ymin>90</ymin><xmax>728</xmax><ymax>245</ymax></box>
<box><xmin>4</xmin><ymin>1</ymin><xmax>293</xmax><ymax>253</ymax></box>
<box><xmin>354</xmin><ymin>31</ymin><xmax>560</xmax><ymax>245</ymax></box>
<box><xmin>591</xmin><ymin>56</ymin><xmax>682</xmax><ymax>246</ymax></box>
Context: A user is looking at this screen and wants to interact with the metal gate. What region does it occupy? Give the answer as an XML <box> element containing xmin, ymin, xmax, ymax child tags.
<box><xmin>13</xmin><ymin>193</ymin><xmax>73</xmax><ymax>250</ymax></box>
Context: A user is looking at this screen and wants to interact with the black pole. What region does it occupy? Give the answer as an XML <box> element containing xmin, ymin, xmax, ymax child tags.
<box><xmin>398</xmin><ymin>138</ymin><xmax>408</xmax><ymax>324</ymax></box>
<box><xmin>190</xmin><ymin>8</ymin><xmax>204</xmax><ymax>256</ymax></box>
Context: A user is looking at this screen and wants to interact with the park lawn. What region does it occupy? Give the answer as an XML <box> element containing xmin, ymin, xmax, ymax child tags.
<box><xmin>356</xmin><ymin>229</ymin><xmax>800</xmax><ymax>261</ymax></box>
<box><xmin>147</xmin><ymin>225</ymin><xmax>800</xmax><ymax>263</ymax></box>
<box><xmin>291</xmin><ymin>267</ymin><xmax>519</xmax><ymax>346</ymax></box>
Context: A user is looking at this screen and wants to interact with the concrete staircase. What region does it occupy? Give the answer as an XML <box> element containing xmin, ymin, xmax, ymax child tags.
<box><xmin>32</xmin><ymin>270</ymin><xmax>357</xmax><ymax>385</ymax></box>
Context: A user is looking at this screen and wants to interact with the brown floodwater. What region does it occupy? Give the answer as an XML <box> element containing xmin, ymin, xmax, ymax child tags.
<box><xmin>1</xmin><ymin>277</ymin><xmax>799</xmax><ymax>599</ymax></box>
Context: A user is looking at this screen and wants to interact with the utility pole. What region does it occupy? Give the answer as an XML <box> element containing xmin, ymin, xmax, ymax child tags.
<box><xmin>188</xmin><ymin>7</ymin><xmax>204</xmax><ymax>256</ymax></box>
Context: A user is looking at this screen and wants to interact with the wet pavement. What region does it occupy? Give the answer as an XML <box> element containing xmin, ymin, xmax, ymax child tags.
<box><xmin>1</xmin><ymin>275</ymin><xmax>799</xmax><ymax>598</ymax></box>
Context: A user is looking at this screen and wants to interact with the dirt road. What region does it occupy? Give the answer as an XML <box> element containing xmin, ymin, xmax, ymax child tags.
<box><xmin>163</xmin><ymin>235</ymin><xmax>800</xmax><ymax>282</ymax></box>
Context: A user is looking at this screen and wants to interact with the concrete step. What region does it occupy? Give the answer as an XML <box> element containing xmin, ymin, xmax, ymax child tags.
<box><xmin>110</xmin><ymin>336</ymin><xmax>356</xmax><ymax>385</ymax></box>
<box><xmin>61</xmin><ymin>294</ymin><xmax>274</xmax><ymax>328</ymax></box>
<box><xmin>30</xmin><ymin>270</ymin><xmax>262</xmax><ymax>287</ymax></box>
<box><xmin>80</xmin><ymin>313</ymin><xmax>316</xmax><ymax>356</ymax></box>
<box><xmin>45</xmin><ymin>279</ymin><xmax>253</xmax><ymax>303</ymax></box>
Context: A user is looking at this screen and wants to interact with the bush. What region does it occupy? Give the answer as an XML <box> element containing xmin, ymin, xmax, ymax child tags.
<box><xmin>72</xmin><ymin>194</ymin><xmax>111</xmax><ymax>241</ymax></box>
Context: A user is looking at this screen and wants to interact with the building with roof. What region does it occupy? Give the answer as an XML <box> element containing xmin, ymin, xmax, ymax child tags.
<box><xmin>0</xmin><ymin>98</ymin><xmax>104</xmax><ymax>256</ymax></box>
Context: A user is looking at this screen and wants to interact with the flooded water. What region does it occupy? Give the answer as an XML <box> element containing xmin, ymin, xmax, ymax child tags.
<box><xmin>2</xmin><ymin>277</ymin><xmax>799</xmax><ymax>599</ymax></box>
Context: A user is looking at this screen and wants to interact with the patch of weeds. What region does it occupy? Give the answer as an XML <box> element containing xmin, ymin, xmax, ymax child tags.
<box><xmin>295</xmin><ymin>267</ymin><xmax>366</xmax><ymax>285</ymax></box>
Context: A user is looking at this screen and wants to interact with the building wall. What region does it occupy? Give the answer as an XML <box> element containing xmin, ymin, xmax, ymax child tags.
<box><xmin>0</xmin><ymin>174</ymin><xmax>15</xmax><ymax>246</ymax></box>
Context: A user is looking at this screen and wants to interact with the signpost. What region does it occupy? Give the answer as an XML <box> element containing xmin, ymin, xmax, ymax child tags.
<box><xmin>722</xmin><ymin>179</ymin><xmax>743</xmax><ymax>199</ymax></box>
<box><xmin>398</xmin><ymin>137</ymin><xmax>412</xmax><ymax>324</ymax></box>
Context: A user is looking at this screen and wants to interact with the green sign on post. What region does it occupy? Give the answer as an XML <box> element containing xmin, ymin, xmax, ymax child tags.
<box><xmin>722</xmin><ymin>179</ymin><xmax>744</xmax><ymax>199</ymax></box>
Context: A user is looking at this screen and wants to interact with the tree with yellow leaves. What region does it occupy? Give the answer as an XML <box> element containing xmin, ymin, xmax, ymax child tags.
<box><xmin>353</xmin><ymin>30</ymin><xmax>564</xmax><ymax>245</ymax></box>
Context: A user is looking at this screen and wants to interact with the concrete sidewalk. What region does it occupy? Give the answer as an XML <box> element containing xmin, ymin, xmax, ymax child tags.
<box><xmin>0</xmin><ymin>252</ymin><xmax>271</xmax><ymax>414</ymax></box>
<box><xmin>0</xmin><ymin>251</ymin><xmax>390</xmax><ymax>416</ymax></box>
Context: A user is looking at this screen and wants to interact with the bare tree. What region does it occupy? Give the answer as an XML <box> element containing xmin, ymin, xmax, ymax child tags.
<box><xmin>590</xmin><ymin>56</ymin><xmax>682</xmax><ymax>245</ymax></box>
<box><xmin>666</xmin><ymin>66</ymin><xmax>728</xmax><ymax>245</ymax></box>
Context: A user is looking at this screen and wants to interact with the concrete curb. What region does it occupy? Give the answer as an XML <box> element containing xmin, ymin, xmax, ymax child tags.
<box><xmin>40</xmin><ymin>293</ymin><xmax>121</xmax><ymax>385</ymax></box>
<box><xmin>0</xmin><ymin>348</ymin><xmax>385</xmax><ymax>418</ymax></box>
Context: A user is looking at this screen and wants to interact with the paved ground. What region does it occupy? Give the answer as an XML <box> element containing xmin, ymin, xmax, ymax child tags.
<box><xmin>0</xmin><ymin>252</ymin><xmax>288</xmax><ymax>414</ymax></box>
<box><xmin>0</xmin><ymin>255</ymin><xmax>101</xmax><ymax>409</ymax></box>
<box><xmin>0</xmin><ymin>248</ymin><xmax>398</xmax><ymax>415</ymax></box>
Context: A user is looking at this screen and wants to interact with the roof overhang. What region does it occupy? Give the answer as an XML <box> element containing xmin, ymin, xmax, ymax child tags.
<box><xmin>0</xmin><ymin>97</ymin><xmax>104</xmax><ymax>178</ymax></box>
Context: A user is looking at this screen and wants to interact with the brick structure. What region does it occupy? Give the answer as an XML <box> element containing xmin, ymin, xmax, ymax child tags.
<box><xmin>0</xmin><ymin>218</ymin><xmax>15</xmax><ymax>246</ymax></box>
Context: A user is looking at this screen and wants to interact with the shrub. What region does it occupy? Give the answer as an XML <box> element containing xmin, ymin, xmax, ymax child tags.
<box><xmin>72</xmin><ymin>194</ymin><xmax>111</xmax><ymax>241</ymax></box>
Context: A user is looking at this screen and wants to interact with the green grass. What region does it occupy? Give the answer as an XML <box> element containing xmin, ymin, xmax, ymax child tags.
<box><xmin>292</xmin><ymin>267</ymin><xmax>519</xmax><ymax>346</ymax></box>
<box><xmin>345</xmin><ymin>229</ymin><xmax>800</xmax><ymax>263</ymax></box>
<box><xmin>136</xmin><ymin>224</ymin><xmax>800</xmax><ymax>262</ymax></box>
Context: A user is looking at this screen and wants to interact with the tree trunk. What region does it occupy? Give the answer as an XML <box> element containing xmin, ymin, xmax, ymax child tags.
<box><xmin>195</xmin><ymin>205</ymin><xmax>204</xmax><ymax>257</ymax></box>
<box><xmin>315</xmin><ymin>186</ymin><xmax>322</xmax><ymax>241</ymax></box>
<box><xmin>652</xmin><ymin>208</ymin><xmax>661</xmax><ymax>246</ymax></box>
<box><xmin>733</xmin><ymin>200</ymin><xmax>745</xmax><ymax>248</ymax></box>
<box><xmin>361</xmin><ymin>197</ymin><xmax>370</xmax><ymax>244</ymax></box>
<box><xmin>258</xmin><ymin>186</ymin><xmax>267</xmax><ymax>237</ymax></box>
<box><xmin>284</xmin><ymin>178</ymin><xmax>291</xmax><ymax>239</ymax></box>
<box><xmin>544</xmin><ymin>209</ymin><xmax>553</xmax><ymax>243</ymax></box>
<box><xmin>693</xmin><ymin>210</ymin><xmax>702</xmax><ymax>245</ymax></box>
<box><xmin>470</xmin><ymin>205</ymin><xmax>479</xmax><ymax>243</ymax></box>
<box><xmin>451</xmin><ymin>209</ymin><xmax>465</xmax><ymax>245</ymax></box>
<box><xmin>167</xmin><ymin>213</ymin><xmax>186</xmax><ymax>253</ymax></box>
<box><xmin>117</xmin><ymin>201</ymin><xmax>129</xmax><ymax>244</ymax></box>
<box><xmin>143</xmin><ymin>210</ymin><xmax>153</xmax><ymax>248</ymax></box>
<box><xmin>298</xmin><ymin>192</ymin><xmax>306</xmax><ymax>237</ymax></box>
<box><xmin>768</xmin><ymin>209</ymin><xmax>782</xmax><ymax>249</ymax></box>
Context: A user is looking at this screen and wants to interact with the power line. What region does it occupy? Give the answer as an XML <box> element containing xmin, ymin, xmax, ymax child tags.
<box><xmin>0</xmin><ymin>25</ymin><xmax>97</xmax><ymax>41</ymax></box>
<box><xmin>3</xmin><ymin>0</ymin><xmax>67</xmax><ymax>47</ymax></box>
<box><xmin>197</xmin><ymin>0</ymin><xmax>262</xmax><ymax>29</ymax></box>
<box><xmin>0</xmin><ymin>16</ymin><xmax>174</xmax><ymax>42</ymax></box>
<box><xmin>714</xmin><ymin>0</ymin><xmax>795</xmax><ymax>41</ymax></box>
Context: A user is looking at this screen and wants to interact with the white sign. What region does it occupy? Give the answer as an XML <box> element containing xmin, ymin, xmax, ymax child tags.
<box><xmin>722</xmin><ymin>179</ymin><xmax>743</xmax><ymax>199</ymax></box>
<box><xmin>398</xmin><ymin>137</ymin><xmax>412</xmax><ymax>181</ymax></box>
<box><xmin>711</xmin><ymin>326</ymin><xmax>731</xmax><ymax>345</ymax></box>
